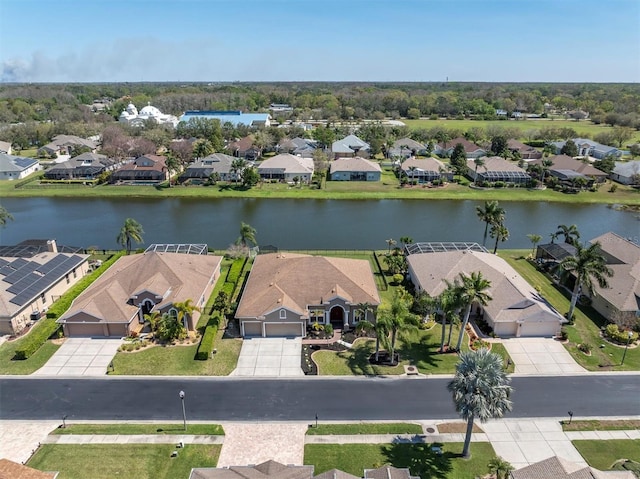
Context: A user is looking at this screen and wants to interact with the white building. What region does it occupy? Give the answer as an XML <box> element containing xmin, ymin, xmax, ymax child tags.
<box><xmin>119</xmin><ymin>103</ymin><xmax>179</xmax><ymax>128</ymax></box>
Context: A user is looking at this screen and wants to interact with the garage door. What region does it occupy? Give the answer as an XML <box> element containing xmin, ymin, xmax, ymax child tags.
<box><xmin>519</xmin><ymin>322</ymin><xmax>558</xmax><ymax>337</ymax></box>
<box><xmin>264</xmin><ymin>322</ymin><xmax>304</xmax><ymax>338</ymax></box>
<box><xmin>242</xmin><ymin>321</ymin><xmax>262</xmax><ymax>337</ymax></box>
<box><xmin>66</xmin><ymin>323</ymin><xmax>106</xmax><ymax>337</ymax></box>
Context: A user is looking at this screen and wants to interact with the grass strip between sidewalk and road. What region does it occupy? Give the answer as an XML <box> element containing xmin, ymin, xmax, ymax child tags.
<box><xmin>51</xmin><ymin>423</ymin><xmax>224</xmax><ymax>435</ymax></box>
<box><xmin>562</xmin><ymin>419</ymin><xmax>640</xmax><ymax>432</ymax></box>
<box><xmin>306</xmin><ymin>423</ymin><xmax>423</xmax><ymax>435</ymax></box>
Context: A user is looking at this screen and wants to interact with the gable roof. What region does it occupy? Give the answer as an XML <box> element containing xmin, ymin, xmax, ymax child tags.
<box><xmin>0</xmin><ymin>140</ymin><xmax>11</xmax><ymax>153</ymax></box>
<box><xmin>437</xmin><ymin>137</ymin><xmax>484</xmax><ymax>154</ymax></box>
<box><xmin>330</xmin><ymin>157</ymin><xmax>382</xmax><ymax>173</ymax></box>
<box><xmin>401</xmin><ymin>157</ymin><xmax>447</xmax><ymax>173</ymax></box>
<box><xmin>228</xmin><ymin>135</ymin><xmax>258</xmax><ymax>152</ymax></box>
<box><xmin>467</xmin><ymin>156</ymin><xmax>528</xmax><ymax>173</ymax></box>
<box><xmin>531</xmin><ymin>155</ymin><xmax>606</xmax><ymax>177</ymax></box>
<box><xmin>332</xmin><ymin>135</ymin><xmax>370</xmax><ymax>154</ymax></box>
<box><xmin>59</xmin><ymin>252</ymin><xmax>221</xmax><ymax>324</ymax></box>
<box><xmin>364</xmin><ymin>466</ymin><xmax>420</xmax><ymax>479</ymax></box>
<box><xmin>393</xmin><ymin>138</ymin><xmax>426</xmax><ymax>150</ymax></box>
<box><xmin>258</xmin><ymin>154</ymin><xmax>314</xmax><ymax>174</ymax></box>
<box><xmin>612</xmin><ymin>160</ymin><xmax>640</xmax><ymax>178</ymax></box>
<box><xmin>185</xmin><ymin>153</ymin><xmax>238</xmax><ymax>172</ymax></box>
<box><xmin>0</xmin><ymin>153</ymin><xmax>38</xmax><ymax>172</ymax></box>
<box><xmin>0</xmin><ymin>458</ymin><xmax>57</xmax><ymax>479</ymax></box>
<box><xmin>236</xmin><ymin>253</ymin><xmax>380</xmax><ymax>319</ymax></box>
<box><xmin>511</xmin><ymin>455</ymin><xmax>635</xmax><ymax>479</ymax></box>
<box><xmin>39</xmin><ymin>134</ymin><xmax>97</xmax><ymax>151</ymax></box>
<box><xmin>190</xmin><ymin>460</ymin><xmax>314</xmax><ymax>479</ymax></box>
<box><xmin>117</xmin><ymin>155</ymin><xmax>166</xmax><ymax>172</ymax></box>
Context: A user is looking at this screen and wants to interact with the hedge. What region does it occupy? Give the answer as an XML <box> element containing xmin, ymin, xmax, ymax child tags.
<box><xmin>195</xmin><ymin>312</ymin><xmax>221</xmax><ymax>360</ymax></box>
<box><xmin>225</xmin><ymin>258</ymin><xmax>245</xmax><ymax>285</ymax></box>
<box><xmin>13</xmin><ymin>317</ymin><xmax>61</xmax><ymax>360</ymax></box>
<box><xmin>221</xmin><ymin>281</ymin><xmax>235</xmax><ymax>297</ymax></box>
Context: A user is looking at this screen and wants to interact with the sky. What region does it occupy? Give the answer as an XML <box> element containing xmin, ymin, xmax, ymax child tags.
<box><xmin>0</xmin><ymin>0</ymin><xmax>639</xmax><ymax>83</ymax></box>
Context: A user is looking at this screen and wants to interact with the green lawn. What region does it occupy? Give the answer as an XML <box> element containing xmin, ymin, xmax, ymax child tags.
<box><xmin>304</xmin><ymin>442</ymin><xmax>497</xmax><ymax>479</ymax></box>
<box><xmin>498</xmin><ymin>250</ymin><xmax>640</xmax><ymax>371</ymax></box>
<box><xmin>27</xmin><ymin>444</ymin><xmax>221</xmax><ymax>479</ymax></box>
<box><xmin>110</xmin><ymin>331</ymin><xmax>241</xmax><ymax>376</ymax></box>
<box><xmin>572</xmin><ymin>440</ymin><xmax>640</xmax><ymax>470</ymax></box>
<box><xmin>306</xmin><ymin>423</ymin><xmax>423</xmax><ymax>435</ymax></box>
<box><xmin>562</xmin><ymin>419</ymin><xmax>640</xmax><ymax>432</ymax></box>
<box><xmin>51</xmin><ymin>423</ymin><xmax>224</xmax><ymax>435</ymax></box>
<box><xmin>0</xmin><ymin>335</ymin><xmax>60</xmax><ymax>375</ymax></box>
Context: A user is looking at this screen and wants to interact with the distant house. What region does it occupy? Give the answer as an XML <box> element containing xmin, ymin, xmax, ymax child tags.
<box><xmin>0</xmin><ymin>153</ymin><xmax>40</xmax><ymax>180</ymax></box>
<box><xmin>179</xmin><ymin>110</ymin><xmax>271</xmax><ymax>128</ymax></box>
<box><xmin>330</xmin><ymin>157</ymin><xmax>382</xmax><ymax>181</ymax></box>
<box><xmin>0</xmin><ymin>140</ymin><xmax>12</xmax><ymax>155</ymax></box>
<box><xmin>610</xmin><ymin>160</ymin><xmax>640</xmax><ymax>185</ymax></box>
<box><xmin>277</xmin><ymin>137</ymin><xmax>317</xmax><ymax>158</ymax></box>
<box><xmin>400</xmin><ymin>157</ymin><xmax>452</xmax><ymax>183</ymax></box>
<box><xmin>111</xmin><ymin>155</ymin><xmax>168</xmax><ymax>183</ymax></box>
<box><xmin>530</xmin><ymin>154</ymin><xmax>608</xmax><ymax>183</ymax></box>
<box><xmin>466</xmin><ymin>156</ymin><xmax>530</xmax><ymax>185</ymax></box>
<box><xmin>506</xmin><ymin>139</ymin><xmax>542</xmax><ymax>160</ymax></box>
<box><xmin>227</xmin><ymin>135</ymin><xmax>262</xmax><ymax>160</ymax></box>
<box><xmin>550</xmin><ymin>138</ymin><xmax>621</xmax><ymax>160</ymax></box>
<box><xmin>269</xmin><ymin>103</ymin><xmax>293</xmax><ymax>113</ymax></box>
<box><xmin>331</xmin><ymin>134</ymin><xmax>370</xmax><ymax>159</ymax></box>
<box><xmin>257</xmin><ymin>153</ymin><xmax>314</xmax><ymax>183</ymax></box>
<box><xmin>407</xmin><ymin>246</ymin><xmax>565</xmax><ymax>337</ymax></box>
<box><xmin>434</xmin><ymin>137</ymin><xmax>486</xmax><ymax>159</ymax></box>
<box><xmin>389</xmin><ymin>138</ymin><xmax>427</xmax><ymax>158</ymax></box>
<box><xmin>37</xmin><ymin>135</ymin><xmax>98</xmax><ymax>157</ymax></box>
<box><xmin>43</xmin><ymin>152</ymin><xmax>118</xmax><ymax>180</ymax></box>
<box><xmin>495</xmin><ymin>109</ymin><xmax>508</xmax><ymax>117</ymax></box>
<box><xmin>179</xmin><ymin>153</ymin><xmax>246</xmax><ymax>183</ymax></box>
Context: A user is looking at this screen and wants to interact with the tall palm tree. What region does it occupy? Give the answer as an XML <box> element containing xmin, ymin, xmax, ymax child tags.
<box><xmin>549</xmin><ymin>231</ymin><xmax>560</xmax><ymax>244</ymax></box>
<box><xmin>385</xmin><ymin>238</ymin><xmax>397</xmax><ymax>253</ymax></box>
<box><xmin>436</xmin><ymin>280</ymin><xmax>462</xmax><ymax>352</ymax></box>
<box><xmin>560</xmin><ymin>242</ymin><xmax>613</xmax><ymax>321</ymax></box>
<box><xmin>376</xmin><ymin>287</ymin><xmax>416</xmax><ymax>364</ymax></box>
<box><xmin>237</xmin><ymin>222</ymin><xmax>257</xmax><ymax>248</ymax></box>
<box><xmin>193</xmin><ymin>139</ymin><xmax>213</xmax><ymax>160</ymax></box>
<box><xmin>354</xmin><ymin>302</ymin><xmax>373</xmax><ymax>323</ymax></box>
<box><xmin>527</xmin><ymin>233</ymin><xmax>542</xmax><ymax>257</ymax></box>
<box><xmin>117</xmin><ymin>218</ymin><xmax>144</xmax><ymax>254</ymax></box>
<box><xmin>490</xmin><ymin>222</ymin><xmax>510</xmax><ymax>254</ymax></box>
<box><xmin>556</xmin><ymin>224</ymin><xmax>581</xmax><ymax>246</ymax></box>
<box><xmin>356</xmin><ymin>318</ymin><xmax>390</xmax><ymax>362</ymax></box>
<box><xmin>473</xmin><ymin>157</ymin><xmax>485</xmax><ymax>184</ymax></box>
<box><xmin>174</xmin><ymin>299</ymin><xmax>201</xmax><ymax>331</ymax></box>
<box><xmin>541</xmin><ymin>158</ymin><xmax>554</xmax><ymax>184</ymax></box>
<box><xmin>0</xmin><ymin>206</ymin><xmax>13</xmax><ymax>227</ymax></box>
<box><xmin>476</xmin><ymin>201</ymin><xmax>504</xmax><ymax>247</ymax></box>
<box><xmin>455</xmin><ymin>272</ymin><xmax>492</xmax><ymax>351</ymax></box>
<box><xmin>448</xmin><ymin>348</ymin><xmax>513</xmax><ymax>459</ymax></box>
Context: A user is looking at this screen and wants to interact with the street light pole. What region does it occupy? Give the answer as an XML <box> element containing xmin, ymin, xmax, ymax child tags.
<box><xmin>621</xmin><ymin>331</ymin><xmax>634</xmax><ymax>366</ymax></box>
<box><xmin>179</xmin><ymin>390</ymin><xmax>186</xmax><ymax>431</ymax></box>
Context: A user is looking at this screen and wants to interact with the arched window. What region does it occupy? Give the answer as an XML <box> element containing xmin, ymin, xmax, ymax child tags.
<box><xmin>168</xmin><ymin>308</ymin><xmax>178</xmax><ymax>319</ymax></box>
<box><xmin>279</xmin><ymin>309</ymin><xmax>286</xmax><ymax>319</ymax></box>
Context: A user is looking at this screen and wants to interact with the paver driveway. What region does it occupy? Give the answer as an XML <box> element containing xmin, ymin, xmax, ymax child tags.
<box><xmin>34</xmin><ymin>338</ymin><xmax>123</xmax><ymax>376</ymax></box>
<box><xmin>501</xmin><ymin>337</ymin><xmax>586</xmax><ymax>374</ymax></box>
<box><xmin>232</xmin><ymin>338</ymin><xmax>303</xmax><ymax>377</ymax></box>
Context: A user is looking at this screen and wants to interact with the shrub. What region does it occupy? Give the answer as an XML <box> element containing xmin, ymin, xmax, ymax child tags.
<box><xmin>578</xmin><ymin>343</ymin><xmax>592</xmax><ymax>353</ymax></box>
<box><xmin>558</xmin><ymin>328</ymin><xmax>569</xmax><ymax>341</ymax></box>
<box><xmin>14</xmin><ymin>317</ymin><xmax>61</xmax><ymax>360</ymax></box>
<box><xmin>226</xmin><ymin>258</ymin><xmax>245</xmax><ymax>285</ymax></box>
<box><xmin>609</xmin><ymin>183</ymin><xmax>618</xmax><ymax>193</ymax></box>
<box><xmin>311</xmin><ymin>322</ymin><xmax>324</xmax><ymax>332</ymax></box>
<box><xmin>472</xmin><ymin>339</ymin><xmax>490</xmax><ymax>350</ymax></box>
<box><xmin>196</xmin><ymin>313</ymin><xmax>221</xmax><ymax>360</ymax></box>
<box><xmin>420</xmin><ymin>319</ymin><xmax>436</xmax><ymax>330</ymax></box>
<box><xmin>605</xmin><ymin>324</ymin><xmax>638</xmax><ymax>344</ymax></box>
<box><xmin>221</xmin><ymin>281</ymin><xmax>235</xmax><ymax>297</ymax></box>
<box><xmin>324</xmin><ymin>324</ymin><xmax>334</xmax><ymax>337</ymax></box>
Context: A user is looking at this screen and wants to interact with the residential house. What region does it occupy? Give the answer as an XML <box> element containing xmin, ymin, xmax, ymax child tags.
<box><xmin>610</xmin><ymin>160</ymin><xmax>640</xmax><ymax>185</ymax></box>
<box><xmin>551</xmin><ymin>138</ymin><xmax>621</xmax><ymax>160</ymax></box>
<box><xmin>331</xmin><ymin>134</ymin><xmax>370</xmax><ymax>159</ymax></box>
<box><xmin>0</xmin><ymin>153</ymin><xmax>40</xmax><ymax>180</ymax></box>
<box><xmin>257</xmin><ymin>153</ymin><xmax>314</xmax><ymax>183</ymax></box>
<box><xmin>407</xmin><ymin>245</ymin><xmax>565</xmax><ymax>337</ymax></box>
<box><xmin>495</xmin><ymin>109</ymin><xmax>508</xmax><ymax>117</ymax></box>
<box><xmin>180</xmin><ymin>110</ymin><xmax>271</xmax><ymax>128</ymax></box>
<box><xmin>227</xmin><ymin>135</ymin><xmax>262</xmax><ymax>160</ymax></box>
<box><xmin>235</xmin><ymin>253</ymin><xmax>380</xmax><ymax>337</ymax></box>
<box><xmin>511</xmin><ymin>456</ymin><xmax>634</xmax><ymax>479</ymax></box>
<box><xmin>434</xmin><ymin>137</ymin><xmax>486</xmax><ymax>159</ymax></box>
<box><xmin>37</xmin><ymin>135</ymin><xmax>98</xmax><ymax>157</ymax></box>
<box><xmin>0</xmin><ymin>240</ymin><xmax>89</xmax><ymax>335</ymax></box>
<box><xmin>466</xmin><ymin>156</ymin><xmax>530</xmax><ymax>185</ymax></box>
<box><xmin>277</xmin><ymin>137</ymin><xmax>317</xmax><ymax>158</ymax></box>
<box><xmin>43</xmin><ymin>152</ymin><xmax>118</xmax><ymax>180</ymax></box>
<box><xmin>0</xmin><ymin>458</ymin><xmax>58</xmax><ymax>478</ymax></box>
<box><xmin>110</xmin><ymin>155</ymin><xmax>168</xmax><ymax>183</ymax></box>
<box><xmin>400</xmin><ymin>157</ymin><xmax>452</xmax><ymax>183</ymax></box>
<box><xmin>530</xmin><ymin>155</ymin><xmax>608</xmax><ymax>183</ymax></box>
<box><xmin>330</xmin><ymin>157</ymin><xmax>382</xmax><ymax>181</ymax></box>
<box><xmin>506</xmin><ymin>139</ymin><xmax>542</xmax><ymax>160</ymax></box>
<box><xmin>389</xmin><ymin>138</ymin><xmax>428</xmax><ymax>158</ymax></box>
<box><xmin>58</xmin><ymin>249</ymin><xmax>222</xmax><ymax>337</ymax></box>
<box><xmin>179</xmin><ymin>153</ymin><xmax>248</xmax><ymax>183</ymax></box>
<box><xmin>0</xmin><ymin>140</ymin><xmax>12</xmax><ymax>154</ymax></box>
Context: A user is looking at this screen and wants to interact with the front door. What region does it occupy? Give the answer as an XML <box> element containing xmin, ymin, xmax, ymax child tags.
<box><xmin>330</xmin><ymin>306</ymin><xmax>344</xmax><ymax>328</ymax></box>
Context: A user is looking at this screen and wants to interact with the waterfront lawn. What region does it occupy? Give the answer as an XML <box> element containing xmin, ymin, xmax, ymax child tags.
<box><xmin>51</xmin><ymin>423</ymin><xmax>224</xmax><ymax>435</ymax></box>
<box><xmin>304</xmin><ymin>442</ymin><xmax>497</xmax><ymax>479</ymax></box>
<box><xmin>110</xmin><ymin>331</ymin><xmax>241</xmax><ymax>376</ymax></box>
<box><xmin>498</xmin><ymin>250</ymin><xmax>640</xmax><ymax>371</ymax></box>
<box><xmin>562</xmin><ymin>419</ymin><xmax>640</xmax><ymax>432</ymax></box>
<box><xmin>28</xmin><ymin>444</ymin><xmax>221</xmax><ymax>479</ymax></box>
<box><xmin>0</xmin><ymin>334</ymin><xmax>60</xmax><ymax>375</ymax></box>
<box><xmin>306</xmin><ymin>423</ymin><xmax>423</xmax><ymax>435</ymax></box>
<box><xmin>572</xmin><ymin>440</ymin><xmax>640</xmax><ymax>471</ymax></box>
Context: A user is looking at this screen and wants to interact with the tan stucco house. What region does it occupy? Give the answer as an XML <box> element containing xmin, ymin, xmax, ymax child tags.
<box><xmin>330</xmin><ymin>157</ymin><xmax>382</xmax><ymax>181</ymax></box>
<box><xmin>235</xmin><ymin>253</ymin><xmax>380</xmax><ymax>337</ymax></box>
<box><xmin>407</xmin><ymin>247</ymin><xmax>564</xmax><ymax>337</ymax></box>
<box><xmin>58</xmin><ymin>251</ymin><xmax>222</xmax><ymax>337</ymax></box>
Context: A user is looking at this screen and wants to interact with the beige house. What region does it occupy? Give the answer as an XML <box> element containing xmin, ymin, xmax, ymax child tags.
<box><xmin>258</xmin><ymin>153</ymin><xmax>314</xmax><ymax>183</ymax></box>
<box><xmin>58</xmin><ymin>251</ymin><xmax>222</xmax><ymax>337</ymax></box>
<box><xmin>407</xmin><ymin>248</ymin><xmax>564</xmax><ymax>337</ymax></box>
<box><xmin>236</xmin><ymin>253</ymin><xmax>380</xmax><ymax>337</ymax></box>
<box><xmin>330</xmin><ymin>157</ymin><xmax>382</xmax><ymax>181</ymax></box>
<box><xmin>0</xmin><ymin>243</ymin><xmax>89</xmax><ymax>335</ymax></box>
<box><xmin>401</xmin><ymin>157</ymin><xmax>452</xmax><ymax>183</ymax></box>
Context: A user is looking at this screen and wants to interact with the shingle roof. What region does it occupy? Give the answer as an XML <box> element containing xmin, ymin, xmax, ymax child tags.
<box><xmin>437</xmin><ymin>137</ymin><xmax>484</xmax><ymax>154</ymax></box>
<box><xmin>401</xmin><ymin>157</ymin><xmax>446</xmax><ymax>174</ymax></box>
<box><xmin>330</xmin><ymin>157</ymin><xmax>382</xmax><ymax>173</ymax></box>
<box><xmin>0</xmin><ymin>457</ymin><xmax>57</xmax><ymax>478</ymax></box>
<box><xmin>183</xmin><ymin>153</ymin><xmax>238</xmax><ymax>175</ymax></box>
<box><xmin>511</xmin><ymin>455</ymin><xmax>634</xmax><ymax>479</ymax></box>
<box><xmin>0</xmin><ymin>140</ymin><xmax>11</xmax><ymax>153</ymax></box>
<box><xmin>258</xmin><ymin>154</ymin><xmax>314</xmax><ymax>174</ymax></box>
<box><xmin>364</xmin><ymin>465</ymin><xmax>419</xmax><ymax>479</ymax></box>
<box><xmin>314</xmin><ymin>470</ymin><xmax>361</xmax><ymax>479</ymax></box>
<box><xmin>467</xmin><ymin>156</ymin><xmax>528</xmax><ymax>173</ymax></box>
<box><xmin>189</xmin><ymin>460</ymin><xmax>314</xmax><ymax>479</ymax></box>
<box><xmin>332</xmin><ymin>135</ymin><xmax>370</xmax><ymax>154</ymax></box>
<box><xmin>612</xmin><ymin>160</ymin><xmax>640</xmax><ymax>178</ymax></box>
<box><xmin>531</xmin><ymin>155</ymin><xmax>606</xmax><ymax>177</ymax></box>
<box><xmin>236</xmin><ymin>253</ymin><xmax>380</xmax><ymax>319</ymax></box>
<box><xmin>0</xmin><ymin>153</ymin><xmax>38</xmax><ymax>172</ymax></box>
<box><xmin>393</xmin><ymin>138</ymin><xmax>426</xmax><ymax>150</ymax></box>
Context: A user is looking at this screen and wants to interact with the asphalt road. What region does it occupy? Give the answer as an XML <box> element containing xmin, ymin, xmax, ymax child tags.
<box><xmin>1</xmin><ymin>375</ymin><xmax>639</xmax><ymax>422</ymax></box>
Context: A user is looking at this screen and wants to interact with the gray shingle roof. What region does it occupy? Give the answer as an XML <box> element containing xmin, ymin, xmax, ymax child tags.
<box><xmin>330</xmin><ymin>157</ymin><xmax>382</xmax><ymax>174</ymax></box>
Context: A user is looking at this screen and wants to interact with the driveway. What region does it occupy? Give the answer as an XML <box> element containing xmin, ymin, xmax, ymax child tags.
<box><xmin>501</xmin><ymin>337</ymin><xmax>586</xmax><ymax>374</ymax></box>
<box><xmin>34</xmin><ymin>338</ymin><xmax>123</xmax><ymax>376</ymax></box>
<box><xmin>232</xmin><ymin>338</ymin><xmax>303</xmax><ymax>377</ymax></box>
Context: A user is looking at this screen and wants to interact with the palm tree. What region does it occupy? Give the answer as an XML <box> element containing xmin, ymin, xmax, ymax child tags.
<box><xmin>356</xmin><ymin>318</ymin><xmax>390</xmax><ymax>362</ymax></box>
<box><xmin>193</xmin><ymin>139</ymin><xmax>213</xmax><ymax>160</ymax></box>
<box><xmin>448</xmin><ymin>348</ymin><xmax>513</xmax><ymax>459</ymax></box>
<box><xmin>549</xmin><ymin>231</ymin><xmax>560</xmax><ymax>244</ymax></box>
<box><xmin>237</xmin><ymin>222</ymin><xmax>257</xmax><ymax>248</ymax></box>
<box><xmin>490</xmin><ymin>222</ymin><xmax>510</xmax><ymax>254</ymax></box>
<box><xmin>399</xmin><ymin>236</ymin><xmax>413</xmax><ymax>249</ymax></box>
<box><xmin>560</xmin><ymin>242</ymin><xmax>613</xmax><ymax>321</ymax></box>
<box><xmin>385</xmin><ymin>238</ymin><xmax>397</xmax><ymax>253</ymax></box>
<box><xmin>117</xmin><ymin>218</ymin><xmax>144</xmax><ymax>254</ymax></box>
<box><xmin>174</xmin><ymin>299</ymin><xmax>201</xmax><ymax>331</ymax></box>
<box><xmin>355</xmin><ymin>302</ymin><xmax>373</xmax><ymax>323</ymax></box>
<box><xmin>165</xmin><ymin>155</ymin><xmax>180</xmax><ymax>187</ymax></box>
<box><xmin>231</xmin><ymin>158</ymin><xmax>246</xmax><ymax>185</ymax></box>
<box><xmin>476</xmin><ymin>201</ymin><xmax>504</xmax><ymax>247</ymax></box>
<box><xmin>376</xmin><ymin>287</ymin><xmax>416</xmax><ymax>364</ymax></box>
<box><xmin>0</xmin><ymin>206</ymin><xmax>13</xmax><ymax>227</ymax></box>
<box><xmin>527</xmin><ymin>233</ymin><xmax>542</xmax><ymax>257</ymax></box>
<box><xmin>455</xmin><ymin>272</ymin><xmax>492</xmax><ymax>351</ymax></box>
<box><xmin>487</xmin><ymin>457</ymin><xmax>514</xmax><ymax>479</ymax></box>
<box><xmin>434</xmin><ymin>280</ymin><xmax>462</xmax><ymax>352</ymax></box>
<box><xmin>473</xmin><ymin>157</ymin><xmax>485</xmax><ymax>184</ymax></box>
<box><xmin>541</xmin><ymin>158</ymin><xmax>554</xmax><ymax>184</ymax></box>
<box><xmin>556</xmin><ymin>224</ymin><xmax>580</xmax><ymax>246</ymax></box>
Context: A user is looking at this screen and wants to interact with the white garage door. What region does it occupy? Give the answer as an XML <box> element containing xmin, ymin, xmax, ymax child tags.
<box><xmin>264</xmin><ymin>322</ymin><xmax>304</xmax><ymax>338</ymax></box>
<box><xmin>519</xmin><ymin>322</ymin><xmax>559</xmax><ymax>337</ymax></box>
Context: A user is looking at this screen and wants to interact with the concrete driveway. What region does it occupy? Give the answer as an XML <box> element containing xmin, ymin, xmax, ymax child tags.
<box><xmin>232</xmin><ymin>338</ymin><xmax>303</xmax><ymax>377</ymax></box>
<box><xmin>501</xmin><ymin>337</ymin><xmax>586</xmax><ymax>374</ymax></box>
<box><xmin>34</xmin><ymin>338</ymin><xmax>123</xmax><ymax>376</ymax></box>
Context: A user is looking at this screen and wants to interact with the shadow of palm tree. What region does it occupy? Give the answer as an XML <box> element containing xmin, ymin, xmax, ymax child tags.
<box><xmin>398</xmin><ymin>338</ymin><xmax>443</xmax><ymax>370</ymax></box>
<box><xmin>380</xmin><ymin>443</ymin><xmax>454</xmax><ymax>479</ymax></box>
<box><xmin>344</xmin><ymin>341</ymin><xmax>377</xmax><ymax>376</ymax></box>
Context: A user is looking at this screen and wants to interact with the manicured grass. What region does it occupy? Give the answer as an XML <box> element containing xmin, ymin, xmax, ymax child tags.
<box><xmin>572</xmin><ymin>440</ymin><xmax>640</xmax><ymax>470</ymax></box>
<box><xmin>51</xmin><ymin>423</ymin><xmax>224</xmax><ymax>435</ymax></box>
<box><xmin>28</xmin><ymin>444</ymin><xmax>221</xmax><ymax>479</ymax></box>
<box><xmin>304</xmin><ymin>442</ymin><xmax>497</xmax><ymax>479</ymax></box>
<box><xmin>498</xmin><ymin>250</ymin><xmax>640</xmax><ymax>371</ymax></box>
<box><xmin>306</xmin><ymin>423</ymin><xmax>423</xmax><ymax>435</ymax></box>
<box><xmin>110</xmin><ymin>331</ymin><xmax>241</xmax><ymax>376</ymax></box>
<box><xmin>0</xmin><ymin>335</ymin><xmax>60</xmax><ymax>375</ymax></box>
<box><xmin>562</xmin><ymin>419</ymin><xmax>640</xmax><ymax>432</ymax></box>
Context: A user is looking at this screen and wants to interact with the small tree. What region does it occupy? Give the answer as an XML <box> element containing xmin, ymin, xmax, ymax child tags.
<box><xmin>487</xmin><ymin>457</ymin><xmax>514</xmax><ymax>479</ymax></box>
<box><xmin>237</xmin><ymin>222</ymin><xmax>257</xmax><ymax>248</ymax></box>
<box><xmin>0</xmin><ymin>206</ymin><xmax>13</xmax><ymax>228</ymax></box>
<box><xmin>527</xmin><ymin>234</ymin><xmax>542</xmax><ymax>257</ymax></box>
<box><xmin>117</xmin><ymin>218</ymin><xmax>144</xmax><ymax>254</ymax></box>
<box><xmin>561</xmin><ymin>139</ymin><xmax>578</xmax><ymax>157</ymax></box>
